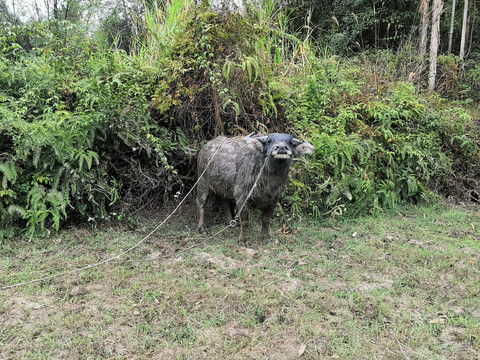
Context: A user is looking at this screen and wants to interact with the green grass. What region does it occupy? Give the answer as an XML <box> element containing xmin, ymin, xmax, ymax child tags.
<box><xmin>1</xmin><ymin>203</ymin><xmax>479</xmax><ymax>359</ymax></box>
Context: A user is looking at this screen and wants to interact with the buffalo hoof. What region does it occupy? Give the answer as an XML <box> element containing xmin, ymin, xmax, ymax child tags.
<box><xmin>262</xmin><ymin>236</ymin><xmax>272</xmax><ymax>243</ymax></box>
<box><xmin>198</xmin><ymin>225</ymin><xmax>209</xmax><ymax>235</ymax></box>
<box><xmin>238</xmin><ymin>236</ymin><xmax>249</xmax><ymax>247</ymax></box>
<box><xmin>261</xmin><ymin>232</ymin><xmax>272</xmax><ymax>242</ymax></box>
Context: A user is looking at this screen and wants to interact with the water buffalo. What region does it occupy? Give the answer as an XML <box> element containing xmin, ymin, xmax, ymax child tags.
<box><xmin>196</xmin><ymin>133</ymin><xmax>315</xmax><ymax>244</ymax></box>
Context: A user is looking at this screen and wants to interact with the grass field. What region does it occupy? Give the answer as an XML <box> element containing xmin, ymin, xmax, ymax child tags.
<box><xmin>1</xmin><ymin>202</ymin><xmax>479</xmax><ymax>359</ymax></box>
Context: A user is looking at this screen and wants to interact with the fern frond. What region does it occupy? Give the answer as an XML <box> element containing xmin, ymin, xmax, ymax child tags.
<box><xmin>0</xmin><ymin>161</ymin><xmax>17</xmax><ymax>189</ymax></box>
<box><xmin>45</xmin><ymin>190</ymin><xmax>67</xmax><ymax>231</ymax></box>
<box><xmin>7</xmin><ymin>205</ymin><xmax>26</xmax><ymax>218</ymax></box>
<box><xmin>52</xmin><ymin>165</ymin><xmax>66</xmax><ymax>190</ymax></box>
<box><xmin>33</xmin><ymin>146</ymin><xmax>42</xmax><ymax>168</ymax></box>
<box><xmin>27</xmin><ymin>185</ymin><xmax>46</xmax><ymax>210</ymax></box>
<box><xmin>222</xmin><ymin>60</ymin><xmax>233</xmax><ymax>82</ymax></box>
<box><xmin>45</xmin><ymin>190</ymin><xmax>65</xmax><ymax>206</ymax></box>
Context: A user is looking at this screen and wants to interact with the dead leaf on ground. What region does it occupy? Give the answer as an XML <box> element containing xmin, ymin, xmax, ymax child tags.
<box><xmin>298</xmin><ymin>343</ymin><xmax>306</xmax><ymax>356</ymax></box>
<box><xmin>428</xmin><ymin>314</ymin><xmax>448</xmax><ymax>324</ymax></box>
<box><xmin>278</xmin><ymin>224</ymin><xmax>291</xmax><ymax>234</ymax></box>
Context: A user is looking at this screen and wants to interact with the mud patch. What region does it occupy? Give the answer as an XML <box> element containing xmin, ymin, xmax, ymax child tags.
<box><xmin>277</xmin><ymin>278</ymin><xmax>302</xmax><ymax>293</ymax></box>
<box><xmin>150</xmin><ymin>346</ymin><xmax>183</xmax><ymax>359</ymax></box>
<box><xmin>0</xmin><ymin>294</ymin><xmax>55</xmax><ymax>358</ymax></box>
<box><xmin>1</xmin><ymin>295</ymin><xmax>52</xmax><ymax>327</ymax></box>
<box><xmin>355</xmin><ymin>273</ymin><xmax>394</xmax><ymax>292</ymax></box>
<box><xmin>254</xmin><ymin>332</ymin><xmax>306</xmax><ymax>360</ymax></box>
<box><xmin>196</xmin><ymin>252</ymin><xmax>241</xmax><ymax>270</ymax></box>
<box><xmin>225</xmin><ymin>325</ymin><xmax>252</xmax><ymax>339</ymax></box>
<box><xmin>438</xmin><ymin>326</ymin><xmax>478</xmax><ymax>360</ymax></box>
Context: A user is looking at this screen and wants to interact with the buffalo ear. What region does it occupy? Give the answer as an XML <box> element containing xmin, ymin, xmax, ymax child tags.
<box><xmin>293</xmin><ymin>139</ymin><xmax>315</xmax><ymax>156</ymax></box>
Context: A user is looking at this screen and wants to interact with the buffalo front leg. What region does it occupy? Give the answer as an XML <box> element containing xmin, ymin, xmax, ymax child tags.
<box><xmin>196</xmin><ymin>185</ymin><xmax>209</xmax><ymax>235</ymax></box>
<box><xmin>238</xmin><ymin>207</ymin><xmax>249</xmax><ymax>245</ymax></box>
<box><xmin>260</xmin><ymin>207</ymin><xmax>274</xmax><ymax>242</ymax></box>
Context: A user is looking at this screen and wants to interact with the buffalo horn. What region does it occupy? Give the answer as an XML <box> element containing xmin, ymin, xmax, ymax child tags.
<box><xmin>253</xmin><ymin>135</ymin><xmax>268</xmax><ymax>143</ymax></box>
<box><xmin>244</xmin><ymin>132</ymin><xmax>268</xmax><ymax>143</ymax></box>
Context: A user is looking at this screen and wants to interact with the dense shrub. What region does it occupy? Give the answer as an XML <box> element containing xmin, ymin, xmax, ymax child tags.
<box><xmin>283</xmin><ymin>65</ymin><xmax>478</xmax><ymax>216</ymax></box>
<box><xmin>0</xmin><ymin>21</ymin><xmax>188</xmax><ymax>239</ymax></box>
<box><xmin>1</xmin><ymin>2</ymin><xmax>479</xmax><ymax>240</ymax></box>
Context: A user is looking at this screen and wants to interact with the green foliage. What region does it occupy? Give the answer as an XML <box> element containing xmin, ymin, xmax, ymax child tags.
<box><xmin>25</xmin><ymin>186</ymin><xmax>67</xmax><ymax>235</ymax></box>
<box><xmin>0</xmin><ymin>20</ymin><xmax>188</xmax><ymax>239</ymax></box>
<box><xmin>0</xmin><ymin>160</ymin><xmax>16</xmax><ymax>189</ymax></box>
<box><xmin>139</xmin><ymin>0</ymin><xmax>195</xmax><ymax>60</ymax></box>
<box><xmin>282</xmin><ymin>0</ymin><xmax>423</xmax><ymax>55</ymax></box>
<box><xmin>283</xmin><ymin>59</ymin><xmax>479</xmax><ymax>216</ymax></box>
<box><xmin>464</xmin><ymin>52</ymin><xmax>480</xmax><ymax>102</ymax></box>
<box><xmin>1</xmin><ymin>2</ymin><xmax>479</xmax><ymax>240</ymax></box>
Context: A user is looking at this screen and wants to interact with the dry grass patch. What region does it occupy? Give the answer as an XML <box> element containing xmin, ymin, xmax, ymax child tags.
<box><xmin>1</xmin><ymin>203</ymin><xmax>479</xmax><ymax>359</ymax></box>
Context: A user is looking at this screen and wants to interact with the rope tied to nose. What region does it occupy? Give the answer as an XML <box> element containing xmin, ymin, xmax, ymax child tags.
<box><xmin>231</xmin><ymin>158</ymin><xmax>267</xmax><ymax>223</ymax></box>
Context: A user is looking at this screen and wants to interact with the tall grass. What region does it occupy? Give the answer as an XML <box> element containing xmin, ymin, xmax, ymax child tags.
<box><xmin>249</xmin><ymin>0</ymin><xmax>314</xmax><ymax>79</ymax></box>
<box><xmin>132</xmin><ymin>0</ymin><xmax>195</xmax><ymax>66</ymax></box>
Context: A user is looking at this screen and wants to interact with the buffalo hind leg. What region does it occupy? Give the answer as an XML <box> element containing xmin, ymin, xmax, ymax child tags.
<box><xmin>196</xmin><ymin>184</ymin><xmax>209</xmax><ymax>235</ymax></box>
<box><xmin>260</xmin><ymin>207</ymin><xmax>274</xmax><ymax>242</ymax></box>
<box><xmin>238</xmin><ymin>207</ymin><xmax>249</xmax><ymax>245</ymax></box>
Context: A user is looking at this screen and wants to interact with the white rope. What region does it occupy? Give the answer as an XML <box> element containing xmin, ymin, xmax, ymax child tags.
<box><xmin>1</xmin><ymin>136</ymin><xmax>230</xmax><ymax>291</ymax></box>
<box><xmin>2</xmin><ymin>138</ymin><xmax>270</xmax><ymax>290</ymax></box>
<box><xmin>124</xmin><ymin>158</ymin><xmax>268</xmax><ymax>264</ymax></box>
<box><xmin>124</xmin><ymin>222</ymin><xmax>233</xmax><ymax>264</ymax></box>
<box><xmin>232</xmin><ymin>157</ymin><xmax>268</xmax><ymax>223</ymax></box>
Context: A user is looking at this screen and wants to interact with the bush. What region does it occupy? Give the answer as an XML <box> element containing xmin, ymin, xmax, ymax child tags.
<box><xmin>0</xmin><ymin>21</ymin><xmax>188</xmax><ymax>239</ymax></box>
<box><xmin>282</xmin><ymin>59</ymin><xmax>479</xmax><ymax>217</ymax></box>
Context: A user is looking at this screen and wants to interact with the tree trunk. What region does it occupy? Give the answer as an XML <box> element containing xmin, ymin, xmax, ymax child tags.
<box><xmin>459</xmin><ymin>0</ymin><xmax>468</xmax><ymax>63</ymax></box>
<box><xmin>33</xmin><ymin>0</ymin><xmax>42</xmax><ymax>21</ymax></box>
<box><xmin>212</xmin><ymin>88</ymin><xmax>222</xmax><ymax>136</ymax></box>
<box><xmin>64</xmin><ymin>0</ymin><xmax>70</xmax><ymax>20</ymax></box>
<box><xmin>466</xmin><ymin>0</ymin><xmax>475</xmax><ymax>59</ymax></box>
<box><xmin>11</xmin><ymin>0</ymin><xmax>16</xmax><ymax>19</ymax></box>
<box><xmin>43</xmin><ymin>0</ymin><xmax>50</xmax><ymax>20</ymax></box>
<box><xmin>428</xmin><ymin>0</ymin><xmax>443</xmax><ymax>94</ymax></box>
<box><xmin>448</xmin><ymin>0</ymin><xmax>456</xmax><ymax>53</ymax></box>
<box><xmin>53</xmin><ymin>0</ymin><xmax>59</xmax><ymax>20</ymax></box>
<box><xmin>419</xmin><ymin>0</ymin><xmax>430</xmax><ymax>59</ymax></box>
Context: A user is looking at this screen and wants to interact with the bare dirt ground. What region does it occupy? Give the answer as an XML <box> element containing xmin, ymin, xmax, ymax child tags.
<box><xmin>1</xmin><ymin>202</ymin><xmax>479</xmax><ymax>359</ymax></box>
